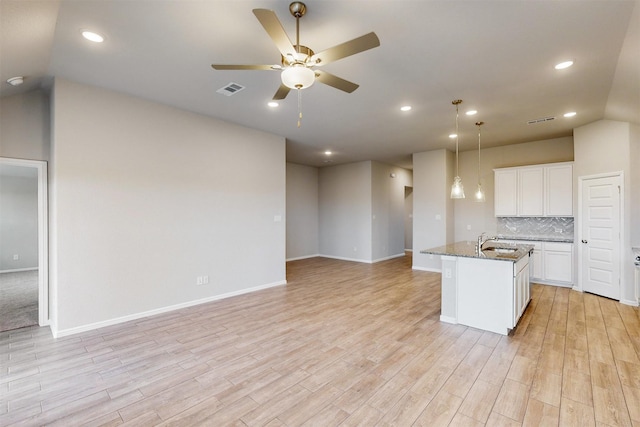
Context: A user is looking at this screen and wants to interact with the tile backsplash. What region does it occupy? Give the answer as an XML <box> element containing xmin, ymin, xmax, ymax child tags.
<box><xmin>497</xmin><ymin>217</ymin><xmax>574</xmax><ymax>239</ymax></box>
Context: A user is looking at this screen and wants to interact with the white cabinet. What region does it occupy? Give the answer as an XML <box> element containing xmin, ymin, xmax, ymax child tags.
<box><xmin>513</xmin><ymin>255</ymin><xmax>531</xmax><ymax>326</ymax></box>
<box><xmin>494</xmin><ymin>162</ymin><xmax>572</xmax><ymax>217</ymax></box>
<box><xmin>545</xmin><ymin>164</ymin><xmax>573</xmax><ymax>216</ymax></box>
<box><xmin>499</xmin><ymin>239</ymin><xmax>573</xmax><ymax>286</ymax></box>
<box><xmin>518</xmin><ymin>167</ymin><xmax>544</xmax><ymax>216</ymax></box>
<box><xmin>495</xmin><ymin>169</ymin><xmax>518</xmax><ymax>216</ymax></box>
<box><xmin>455</xmin><ymin>253</ymin><xmax>531</xmax><ymax>335</ymax></box>
<box><xmin>543</xmin><ymin>242</ymin><xmax>573</xmax><ymax>284</ymax></box>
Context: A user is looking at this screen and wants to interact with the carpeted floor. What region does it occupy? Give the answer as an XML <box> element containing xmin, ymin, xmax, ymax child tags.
<box><xmin>0</xmin><ymin>270</ymin><xmax>38</xmax><ymax>332</ymax></box>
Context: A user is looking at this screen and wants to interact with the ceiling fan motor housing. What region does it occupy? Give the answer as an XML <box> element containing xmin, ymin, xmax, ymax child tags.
<box><xmin>289</xmin><ymin>2</ymin><xmax>307</xmax><ymax>18</ymax></box>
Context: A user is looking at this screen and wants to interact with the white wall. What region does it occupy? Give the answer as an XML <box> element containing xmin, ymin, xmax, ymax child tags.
<box><xmin>50</xmin><ymin>79</ymin><xmax>286</xmax><ymax>335</ymax></box>
<box><xmin>412</xmin><ymin>149</ymin><xmax>453</xmax><ymax>271</ymax></box>
<box><xmin>574</xmin><ymin>119</ymin><xmax>638</xmax><ymax>304</ymax></box>
<box><xmin>631</xmin><ymin>124</ymin><xmax>640</xmax><ymax>249</ymax></box>
<box><xmin>286</xmin><ymin>162</ymin><xmax>319</xmax><ymax>260</ymax></box>
<box><xmin>319</xmin><ymin>161</ymin><xmax>372</xmax><ymax>262</ymax></box>
<box><xmin>0</xmin><ymin>173</ymin><xmax>38</xmax><ymax>271</ymax></box>
<box><xmin>0</xmin><ymin>90</ymin><xmax>50</xmax><ymax>161</ymax></box>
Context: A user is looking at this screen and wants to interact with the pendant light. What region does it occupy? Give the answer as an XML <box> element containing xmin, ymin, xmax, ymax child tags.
<box><xmin>474</xmin><ymin>121</ymin><xmax>486</xmax><ymax>202</ymax></box>
<box><xmin>450</xmin><ymin>99</ymin><xmax>465</xmax><ymax>199</ymax></box>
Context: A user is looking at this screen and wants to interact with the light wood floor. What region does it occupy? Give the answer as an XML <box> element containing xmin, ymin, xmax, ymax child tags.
<box><xmin>1</xmin><ymin>255</ymin><xmax>639</xmax><ymax>426</ymax></box>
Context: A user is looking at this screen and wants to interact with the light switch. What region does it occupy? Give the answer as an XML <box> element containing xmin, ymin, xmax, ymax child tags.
<box><xmin>435</xmin><ymin>214</ymin><xmax>441</xmax><ymax>220</ymax></box>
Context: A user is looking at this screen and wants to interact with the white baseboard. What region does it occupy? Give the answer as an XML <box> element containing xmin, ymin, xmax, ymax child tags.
<box><xmin>440</xmin><ymin>315</ymin><xmax>457</xmax><ymax>324</ymax></box>
<box><xmin>620</xmin><ymin>298</ymin><xmax>639</xmax><ymax>307</ymax></box>
<box><xmin>319</xmin><ymin>254</ymin><xmax>373</xmax><ymax>264</ymax></box>
<box><xmin>286</xmin><ymin>254</ymin><xmax>321</xmax><ymax>262</ymax></box>
<box><xmin>404</xmin><ymin>249</ymin><xmax>413</xmax><ymax>252</ymax></box>
<box><xmin>412</xmin><ymin>266</ymin><xmax>441</xmax><ymax>273</ymax></box>
<box><xmin>0</xmin><ymin>267</ymin><xmax>38</xmax><ymax>274</ymax></box>
<box><xmin>372</xmin><ymin>253</ymin><xmax>406</xmax><ymax>263</ymax></box>
<box><xmin>318</xmin><ymin>253</ymin><xmax>406</xmax><ymax>264</ymax></box>
<box><xmin>51</xmin><ymin>279</ymin><xmax>287</xmax><ymax>338</ymax></box>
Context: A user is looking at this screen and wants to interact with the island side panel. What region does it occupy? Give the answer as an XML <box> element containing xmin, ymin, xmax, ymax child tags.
<box><xmin>457</xmin><ymin>257</ymin><xmax>513</xmax><ymax>335</ymax></box>
<box><xmin>440</xmin><ymin>255</ymin><xmax>458</xmax><ymax>324</ymax></box>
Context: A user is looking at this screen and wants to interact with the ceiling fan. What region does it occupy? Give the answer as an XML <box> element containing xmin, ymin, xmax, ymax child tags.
<box><xmin>211</xmin><ymin>1</ymin><xmax>380</xmax><ymax>101</ymax></box>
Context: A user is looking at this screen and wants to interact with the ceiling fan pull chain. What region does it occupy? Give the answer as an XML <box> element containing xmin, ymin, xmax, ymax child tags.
<box><xmin>297</xmin><ymin>88</ymin><xmax>303</xmax><ymax>128</ymax></box>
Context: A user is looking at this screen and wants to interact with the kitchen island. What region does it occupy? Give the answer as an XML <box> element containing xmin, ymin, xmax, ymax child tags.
<box><xmin>421</xmin><ymin>241</ymin><xmax>534</xmax><ymax>335</ymax></box>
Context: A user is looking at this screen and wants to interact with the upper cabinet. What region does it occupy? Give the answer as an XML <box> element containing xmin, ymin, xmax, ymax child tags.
<box><xmin>545</xmin><ymin>163</ymin><xmax>573</xmax><ymax>216</ymax></box>
<box><xmin>494</xmin><ymin>162</ymin><xmax>573</xmax><ymax>217</ymax></box>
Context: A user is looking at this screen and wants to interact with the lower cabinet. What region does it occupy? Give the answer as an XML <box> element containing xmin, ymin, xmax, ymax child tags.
<box><xmin>513</xmin><ymin>255</ymin><xmax>530</xmax><ymax>326</ymax></box>
<box><xmin>500</xmin><ymin>239</ymin><xmax>573</xmax><ymax>286</ymax></box>
<box><xmin>543</xmin><ymin>242</ymin><xmax>573</xmax><ymax>284</ymax></box>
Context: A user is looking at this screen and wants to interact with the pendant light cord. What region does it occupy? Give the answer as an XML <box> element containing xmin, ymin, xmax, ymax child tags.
<box><xmin>455</xmin><ymin>102</ymin><xmax>460</xmax><ymax>176</ymax></box>
<box><xmin>477</xmin><ymin>122</ymin><xmax>482</xmax><ymax>183</ymax></box>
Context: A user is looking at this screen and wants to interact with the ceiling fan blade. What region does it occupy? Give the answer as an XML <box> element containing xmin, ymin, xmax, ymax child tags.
<box><xmin>211</xmin><ymin>64</ymin><xmax>275</xmax><ymax>70</ymax></box>
<box><xmin>315</xmin><ymin>71</ymin><xmax>359</xmax><ymax>93</ymax></box>
<box><xmin>311</xmin><ymin>32</ymin><xmax>380</xmax><ymax>66</ymax></box>
<box><xmin>273</xmin><ymin>84</ymin><xmax>291</xmax><ymax>100</ymax></box>
<box><xmin>253</xmin><ymin>9</ymin><xmax>297</xmax><ymax>58</ymax></box>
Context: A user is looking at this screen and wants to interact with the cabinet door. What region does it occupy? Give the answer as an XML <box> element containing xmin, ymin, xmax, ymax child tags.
<box><xmin>495</xmin><ymin>169</ymin><xmax>517</xmax><ymax>216</ymax></box>
<box><xmin>518</xmin><ymin>167</ymin><xmax>544</xmax><ymax>216</ymax></box>
<box><xmin>545</xmin><ymin>164</ymin><xmax>573</xmax><ymax>216</ymax></box>
<box><xmin>544</xmin><ymin>249</ymin><xmax>573</xmax><ymax>283</ymax></box>
<box><xmin>531</xmin><ymin>247</ymin><xmax>543</xmax><ymax>280</ymax></box>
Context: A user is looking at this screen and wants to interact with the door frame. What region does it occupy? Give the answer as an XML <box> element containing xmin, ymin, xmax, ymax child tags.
<box><xmin>0</xmin><ymin>157</ymin><xmax>49</xmax><ymax>326</ymax></box>
<box><xmin>576</xmin><ymin>171</ymin><xmax>623</xmax><ymax>298</ymax></box>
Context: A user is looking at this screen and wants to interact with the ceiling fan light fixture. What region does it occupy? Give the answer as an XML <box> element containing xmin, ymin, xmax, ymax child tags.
<box><xmin>281</xmin><ymin>65</ymin><xmax>315</xmax><ymax>89</ymax></box>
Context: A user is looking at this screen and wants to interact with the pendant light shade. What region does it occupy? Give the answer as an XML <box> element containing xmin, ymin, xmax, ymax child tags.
<box><xmin>474</xmin><ymin>121</ymin><xmax>486</xmax><ymax>202</ymax></box>
<box><xmin>451</xmin><ymin>99</ymin><xmax>465</xmax><ymax>199</ymax></box>
<box><xmin>451</xmin><ymin>176</ymin><xmax>465</xmax><ymax>198</ymax></box>
<box><xmin>281</xmin><ymin>65</ymin><xmax>315</xmax><ymax>89</ymax></box>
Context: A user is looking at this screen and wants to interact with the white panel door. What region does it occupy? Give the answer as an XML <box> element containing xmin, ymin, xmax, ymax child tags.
<box><xmin>580</xmin><ymin>175</ymin><xmax>621</xmax><ymax>300</ymax></box>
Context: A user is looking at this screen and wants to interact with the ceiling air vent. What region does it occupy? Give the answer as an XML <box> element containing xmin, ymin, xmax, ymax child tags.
<box><xmin>216</xmin><ymin>82</ymin><xmax>245</xmax><ymax>96</ymax></box>
<box><xmin>527</xmin><ymin>116</ymin><xmax>556</xmax><ymax>125</ymax></box>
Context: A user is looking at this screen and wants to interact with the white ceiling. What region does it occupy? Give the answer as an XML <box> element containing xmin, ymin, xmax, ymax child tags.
<box><xmin>1</xmin><ymin>0</ymin><xmax>639</xmax><ymax>169</ymax></box>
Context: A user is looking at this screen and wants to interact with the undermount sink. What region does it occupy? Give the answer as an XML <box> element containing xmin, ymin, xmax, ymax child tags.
<box><xmin>482</xmin><ymin>247</ymin><xmax>518</xmax><ymax>254</ymax></box>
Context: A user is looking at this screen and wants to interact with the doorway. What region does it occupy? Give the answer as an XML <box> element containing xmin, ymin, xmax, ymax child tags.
<box><xmin>404</xmin><ymin>186</ymin><xmax>413</xmax><ymax>251</ymax></box>
<box><xmin>0</xmin><ymin>157</ymin><xmax>48</xmax><ymax>330</ymax></box>
<box><xmin>578</xmin><ymin>172</ymin><xmax>622</xmax><ymax>300</ymax></box>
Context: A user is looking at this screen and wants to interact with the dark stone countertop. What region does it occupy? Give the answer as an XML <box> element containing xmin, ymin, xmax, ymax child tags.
<box><xmin>420</xmin><ymin>241</ymin><xmax>534</xmax><ymax>262</ymax></box>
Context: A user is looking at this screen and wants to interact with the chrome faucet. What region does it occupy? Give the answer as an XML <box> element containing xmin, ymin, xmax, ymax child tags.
<box><xmin>477</xmin><ymin>232</ymin><xmax>498</xmax><ymax>251</ymax></box>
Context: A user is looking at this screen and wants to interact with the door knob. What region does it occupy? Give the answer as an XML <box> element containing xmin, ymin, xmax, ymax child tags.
<box><xmin>581</xmin><ymin>239</ymin><xmax>588</xmax><ymax>244</ymax></box>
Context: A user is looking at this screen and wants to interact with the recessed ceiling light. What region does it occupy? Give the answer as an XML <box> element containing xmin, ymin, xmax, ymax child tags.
<box><xmin>267</xmin><ymin>101</ymin><xmax>279</xmax><ymax>107</ymax></box>
<box><xmin>563</xmin><ymin>111</ymin><xmax>577</xmax><ymax>118</ymax></box>
<box><xmin>400</xmin><ymin>105</ymin><xmax>412</xmax><ymax>112</ymax></box>
<box><xmin>82</xmin><ymin>30</ymin><xmax>105</xmax><ymax>43</ymax></box>
<box><xmin>466</xmin><ymin>110</ymin><xmax>477</xmax><ymax>116</ymax></box>
<box><xmin>6</xmin><ymin>76</ymin><xmax>24</xmax><ymax>86</ymax></box>
<box><xmin>324</xmin><ymin>150</ymin><xmax>332</xmax><ymax>155</ymax></box>
<box><xmin>449</xmin><ymin>134</ymin><xmax>457</xmax><ymax>139</ymax></box>
<box><xmin>555</xmin><ymin>60</ymin><xmax>574</xmax><ymax>70</ymax></box>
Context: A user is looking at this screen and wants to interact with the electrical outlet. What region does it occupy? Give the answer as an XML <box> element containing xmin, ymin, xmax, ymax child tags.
<box><xmin>203</xmin><ymin>276</ymin><xmax>209</xmax><ymax>284</ymax></box>
<box><xmin>197</xmin><ymin>276</ymin><xmax>204</xmax><ymax>285</ymax></box>
<box><xmin>13</xmin><ymin>254</ymin><xmax>19</xmax><ymax>260</ymax></box>
<box><xmin>445</xmin><ymin>268</ymin><xmax>452</xmax><ymax>279</ymax></box>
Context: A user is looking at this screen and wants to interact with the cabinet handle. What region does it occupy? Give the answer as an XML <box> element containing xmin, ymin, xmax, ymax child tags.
<box><xmin>581</xmin><ymin>239</ymin><xmax>588</xmax><ymax>244</ymax></box>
